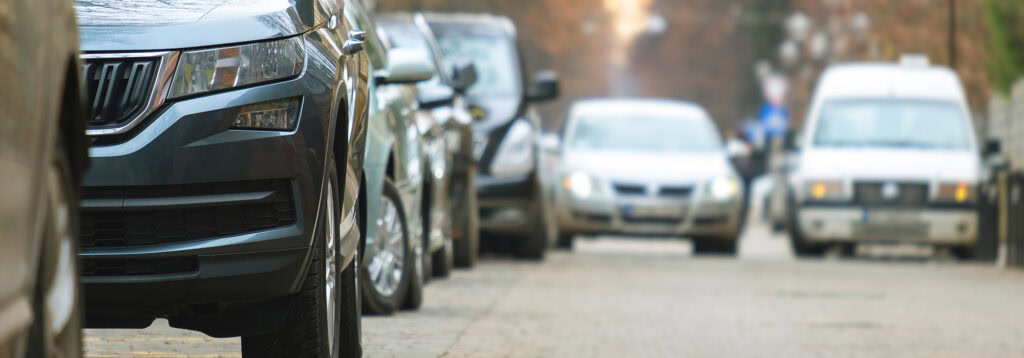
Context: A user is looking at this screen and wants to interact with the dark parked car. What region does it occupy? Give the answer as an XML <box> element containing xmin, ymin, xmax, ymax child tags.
<box><xmin>423</xmin><ymin>13</ymin><xmax>560</xmax><ymax>259</ymax></box>
<box><xmin>378</xmin><ymin>13</ymin><xmax>482</xmax><ymax>270</ymax></box>
<box><xmin>0</xmin><ymin>0</ymin><xmax>87</xmax><ymax>356</ymax></box>
<box><xmin>73</xmin><ymin>0</ymin><xmax>366</xmax><ymax>356</ymax></box>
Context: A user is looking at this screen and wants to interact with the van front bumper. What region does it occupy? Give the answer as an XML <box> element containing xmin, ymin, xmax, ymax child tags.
<box><xmin>796</xmin><ymin>204</ymin><xmax>977</xmax><ymax>245</ymax></box>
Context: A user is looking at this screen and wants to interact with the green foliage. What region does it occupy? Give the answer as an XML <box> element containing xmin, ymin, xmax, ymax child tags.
<box><xmin>985</xmin><ymin>0</ymin><xmax>1024</xmax><ymax>93</ymax></box>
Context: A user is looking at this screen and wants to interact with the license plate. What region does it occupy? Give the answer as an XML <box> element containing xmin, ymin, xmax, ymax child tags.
<box><xmin>862</xmin><ymin>208</ymin><xmax>921</xmax><ymax>224</ymax></box>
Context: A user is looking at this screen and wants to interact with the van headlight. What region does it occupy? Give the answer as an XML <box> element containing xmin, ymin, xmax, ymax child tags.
<box><xmin>564</xmin><ymin>171</ymin><xmax>595</xmax><ymax>198</ymax></box>
<box><xmin>489</xmin><ymin>119</ymin><xmax>535</xmax><ymax>177</ymax></box>
<box><xmin>708</xmin><ymin>176</ymin><xmax>740</xmax><ymax>200</ymax></box>
<box><xmin>169</xmin><ymin>36</ymin><xmax>305</xmax><ymax>99</ymax></box>
<box><xmin>937</xmin><ymin>182</ymin><xmax>975</xmax><ymax>203</ymax></box>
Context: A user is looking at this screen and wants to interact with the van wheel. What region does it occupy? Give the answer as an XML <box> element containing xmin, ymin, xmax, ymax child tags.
<box><xmin>516</xmin><ymin>194</ymin><xmax>549</xmax><ymax>260</ymax></box>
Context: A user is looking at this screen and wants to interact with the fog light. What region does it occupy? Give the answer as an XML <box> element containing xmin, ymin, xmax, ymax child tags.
<box><xmin>232</xmin><ymin>97</ymin><xmax>301</xmax><ymax>130</ymax></box>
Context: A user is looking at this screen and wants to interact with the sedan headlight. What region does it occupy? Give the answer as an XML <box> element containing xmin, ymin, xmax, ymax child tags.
<box><xmin>805</xmin><ymin>180</ymin><xmax>844</xmax><ymax>201</ymax></box>
<box><xmin>708</xmin><ymin>176</ymin><xmax>740</xmax><ymax>200</ymax></box>
<box><xmin>489</xmin><ymin>119</ymin><xmax>535</xmax><ymax>177</ymax></box>
<box><xmin>564</xmin><ymin>171</ymin><xmax>594</xmax><ymax>198</ymax></box>
<box><xmin>169</xmin><ymin>36</ymin><xmax>304</xmax><ymax>99</ymax></box>
<box><xmin>936</xmin><ymin>182</ymin><xmax>975</xmax><ymax>203</ymax></box>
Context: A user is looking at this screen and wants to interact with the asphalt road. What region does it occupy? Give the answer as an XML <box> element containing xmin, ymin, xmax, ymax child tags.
<box><xmin>84</xmin><ymin>223</ymin><xmax>1024</xmax><ymax>357</ymax></box>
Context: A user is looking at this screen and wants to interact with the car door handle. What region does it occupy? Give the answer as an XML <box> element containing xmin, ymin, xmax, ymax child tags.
<box><xmin>343</xmin><ymin>30</ymin><xmax>365</xmax><ymax>55</ymax></box>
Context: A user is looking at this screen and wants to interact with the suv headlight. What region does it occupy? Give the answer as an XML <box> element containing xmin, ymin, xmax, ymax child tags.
<box><xmin>936</xmin><ymin>182</ymin><xmax>974</xmax><ymax>203</ymax></box>
<box><xmin>169</xmin><ymin>36</ymin><xmax>304</xmax><ymax>99</ymax></box>
<box><xmin>805</xmin><ymin>180</ymin><xmax>844</xmax><ymax>201</ymax></box>
<box><xmin>708</xmin><ymin>176</ymin><xmax>740</xmax><ymax>200</ymax></box>
<box><xmin>489</xmin><ymin>119</ymin><xmax>535</xmax><ymax>177</ymax></box>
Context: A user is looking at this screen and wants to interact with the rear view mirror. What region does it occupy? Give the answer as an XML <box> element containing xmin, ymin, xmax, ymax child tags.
<box><xmin>526</xmin><ymin>70</ymin><xmax>559</xmax><ymax>102</ymax></box>
<box><xmin>377</xmin><ymin>48</ymin><xmax>435</xmax><ymax>84</ymax></box>
<box><xmin>450</xmin><ymin>61</ymin><xmax>478</xmax><ymax>93</ymax></box>
<box><xmin>417</xmin><ymin>82</ymin><xmax>455</xmax><ymax>109</ymax></box>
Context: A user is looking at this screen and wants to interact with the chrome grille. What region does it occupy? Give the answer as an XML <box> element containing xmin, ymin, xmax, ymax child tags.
<box><xmin>80</xmin><ymin>52</ymin><xmax>176</xmax><ymax>136</ymax></box>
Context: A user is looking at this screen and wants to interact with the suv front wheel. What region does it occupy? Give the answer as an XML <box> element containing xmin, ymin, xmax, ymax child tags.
<box><xmin>242</xmin><ymin>157</ymin><xmax>361</xmax><ymax>358</ymax></box>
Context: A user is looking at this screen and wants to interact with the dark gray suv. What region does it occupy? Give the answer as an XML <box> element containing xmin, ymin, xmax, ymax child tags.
<box><xmin>74</xmin><ymin>1</ymin><xmax>366</xmax><ymax>356</ymax></box>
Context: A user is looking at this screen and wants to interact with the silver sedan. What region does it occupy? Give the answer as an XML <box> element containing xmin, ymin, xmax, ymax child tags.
<box><xmin>553</xmin><ymin>99</ymin><xmax>745</xmax><ymax>254</ymax></box>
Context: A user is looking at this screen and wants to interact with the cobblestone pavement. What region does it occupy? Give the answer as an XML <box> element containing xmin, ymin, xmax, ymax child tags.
<box><xmin>85</xmin><ymin>224</ymin><xmax>1024</xmax><ymax>357</ymax></box>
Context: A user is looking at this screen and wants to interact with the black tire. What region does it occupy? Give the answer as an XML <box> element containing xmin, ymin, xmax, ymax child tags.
<box><xmin>242</xmin><ymin>158</ymin><xmax>361</xmax><ymax>358</ymax></box>
<box><xmin>787</xmin><ymin>197</ymin><xmax>827</xmax><ymax>258</ymax></box>
<box><xmin>951</xmin><ymin>245</ymin><xmax>975</xmax><ymax>260</ymax></box>
<box><xmin>452</xmin><ymin>165</ymin><xmax>479</xmax><ymax>268</ymax></box>
<box><xmin>556</xmin><ymin>232</ymin><xmax>575</xmax><ymax>250</ymax></box>
<box><xmin>27</xmin><ymin>133</ymin><xmax>83</xmax><ymax>358</ymax></box>
<box><xmin>515</xmin><ymin>195</ymin><xmax>549</xmax><ymax>260</ymax></box>
<box><xmin>360</xmin><ymin>178</ymin><xmax>412</xmax><ymax>315</ymax></box>
<box><xmin>432</xmin><ymin>237</ymin><xmax>454</xmax><ymax>278</ymax></box>
<box><xmin>692</xmin><ymin>237</ymin><xmax>738</xmax><ymax>256</ymax></box>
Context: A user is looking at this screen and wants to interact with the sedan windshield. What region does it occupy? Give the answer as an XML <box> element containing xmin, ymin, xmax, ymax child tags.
<box><xmin>569</xmin><ymin>114</ymin><xmax>722</xmax><ymax>153</ymax></box>
<box><xmin>435</xmin><ymin>34</ymin><xmax>518</xmax><ymax>97</ymax></box>
<box><xmin>813</xmin><ymin>99</ymin><xmax>970</xmax><ymax>149</ymax></box>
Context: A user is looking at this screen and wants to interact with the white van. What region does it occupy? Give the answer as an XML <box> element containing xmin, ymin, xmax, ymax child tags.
<box><xmin>788</xmin><ymin>59</ymin><xmax>980</xmax><ymax>257</ymax></box>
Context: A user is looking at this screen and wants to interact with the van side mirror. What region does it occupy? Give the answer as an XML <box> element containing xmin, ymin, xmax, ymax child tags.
<box><xmin>526</xmin><ymin>70</ymin><xmax>559</xmax><ymax>102</ymax></box>
<box><xmin>450</xmin><ymin>61</ymin><xmax>478</xmax><ymax>93</ymax></box>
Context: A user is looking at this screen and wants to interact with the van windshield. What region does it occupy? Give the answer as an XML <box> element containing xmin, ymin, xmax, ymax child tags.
<box><xmin>813</xmin><ymin>99</ymin><xmax>970</xmax><ymax>150</ymax></box>
<box><xmin>435</xmin><ymin>34</ymin><xmax>519</xmax><ymax>97</ymax></box>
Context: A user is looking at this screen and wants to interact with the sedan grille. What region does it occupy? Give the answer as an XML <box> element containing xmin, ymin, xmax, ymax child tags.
<box><xmin>82</xmin><ymin>56</ymin><xmax>161</xmax><ymax>129</ymax></box>
<box><xmin>854</xmin><ymin>181</ymin><xmax>928</xmax><ymax>206</ymax></box>
<box><xmin>613</xmin><ymin>183</ymin><xmax>647</xmax><ymax>196</ymax></box>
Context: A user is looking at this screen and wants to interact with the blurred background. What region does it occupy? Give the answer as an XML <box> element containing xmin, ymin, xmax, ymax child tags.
<box><xmin>374</xmin><ymin>0</ymin><xmax>998</xmax><ymax>134</ymax></box>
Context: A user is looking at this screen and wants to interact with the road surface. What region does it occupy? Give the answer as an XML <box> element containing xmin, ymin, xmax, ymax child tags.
<box><xmin>85</xmin><ymin>224</ymin><xmax>1024</xmax><ymax>357</ymax></box>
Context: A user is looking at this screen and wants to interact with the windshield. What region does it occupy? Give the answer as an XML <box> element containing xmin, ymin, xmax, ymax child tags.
<box><xmin>434</xmin><ymin>34</ymin><xmax>519</xmax><ymax>97</ymax></box>
<box><xmin>813</xmin><ymin>99</ymin><xmax>971</xmax><ymax>150</ymax></box>
<box><xmin>569</xmin><ymin>114</ymin><xmax>722</xmax><ymax>153</ymax></box>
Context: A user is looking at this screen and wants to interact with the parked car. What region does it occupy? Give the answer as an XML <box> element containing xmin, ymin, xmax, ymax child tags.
<box><xmin>0</xmin><ymin>0</ymin><xmax>87</xmax><ymax>356</ymax></box>
<box><xmin>377</xmin><ymin>13</ymin><xmax>482</xmax><ymax>271</ymax></box>
<box><xmin>73</xmin><ymin>0</ymin><xmax>365</xmax><ymax>356</ymax></box>
<box><xmin>424</xmin><ymin>13</ymin><xmax>560</xmax><ymax>259</ymax></box>
<box><xmin>345</xmin><ymin>1</ymin><xmax>435</xmax><ymax>313</ymax></box>
<box><xmin>787</xmin><ymin>57</ymin><xmax>981</xmax><ymax>258</ymax></box>
<box><xmin>552</xmin><ymin>99</ymin><xmax>745</xmax><ymax>254</ymax></box>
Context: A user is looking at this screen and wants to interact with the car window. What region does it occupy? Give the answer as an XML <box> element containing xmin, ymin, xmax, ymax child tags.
<box><xmin>813</xmin><ymin>99</ymin><xmax>970</xmax><ymax>150</ymax></box>
<box><xmin>568</xmin><ymin>113</ymin><xmax>722</xmax><ymax>153</ymax></box>
<box><xmin>434</xmin><ymin>33</ymin><xmax>518</xmax><ymax>97</ymax></box>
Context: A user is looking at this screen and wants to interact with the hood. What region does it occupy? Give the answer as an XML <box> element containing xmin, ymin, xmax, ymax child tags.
<box><xmin>563</xmin><ymin>150</ymin><xmax>734</xmax><ymax>183</ymax></box>
<box><xmin>75</xmin><ymin>0</ymin><xmax>322</xmax><ymax>51</ymax></box>
<box><xmin>798</xmin><ymin>148</ymin><xmax>980</xmax><ymax>182</ymax></box>
<box><xmin>467</xmin><ymin>97</ymin><xmax>523</xmax><ymax>133</ymax></box>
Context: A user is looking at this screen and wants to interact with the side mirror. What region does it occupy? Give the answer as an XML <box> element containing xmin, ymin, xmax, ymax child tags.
<box><xmin>417</xmin><ymin>83</ymin><xmax>455</xmax><ymax>109</ymax></box>
<box><xmin>984</xmin><ymin>139</ymin><xmax>1001</xmax><ymax>156</ymax></box>
<box><xmin>450</xmin><ymin>61</ymin><xmax>478</xmax><ymax>93</ymax></box>
<box><xmin>377</xmin><ymin>48</ymin><xmax>435</xmax><ymax>84</ymax></box>
<box><xmin>526</xmin><ymin>70</ymin><xmax>559</xmax><ymax>102</ymax></box>
<box><xmin>539</xmin><ymin>132</ymin><xmax>561</xmax><ymax>153</ymax></box>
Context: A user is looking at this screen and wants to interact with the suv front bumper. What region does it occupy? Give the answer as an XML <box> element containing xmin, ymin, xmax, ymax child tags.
<box><xmin>79</xmin><ymin>68</ymin><xmax>339</xmax><ymax>320</ymax></box>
